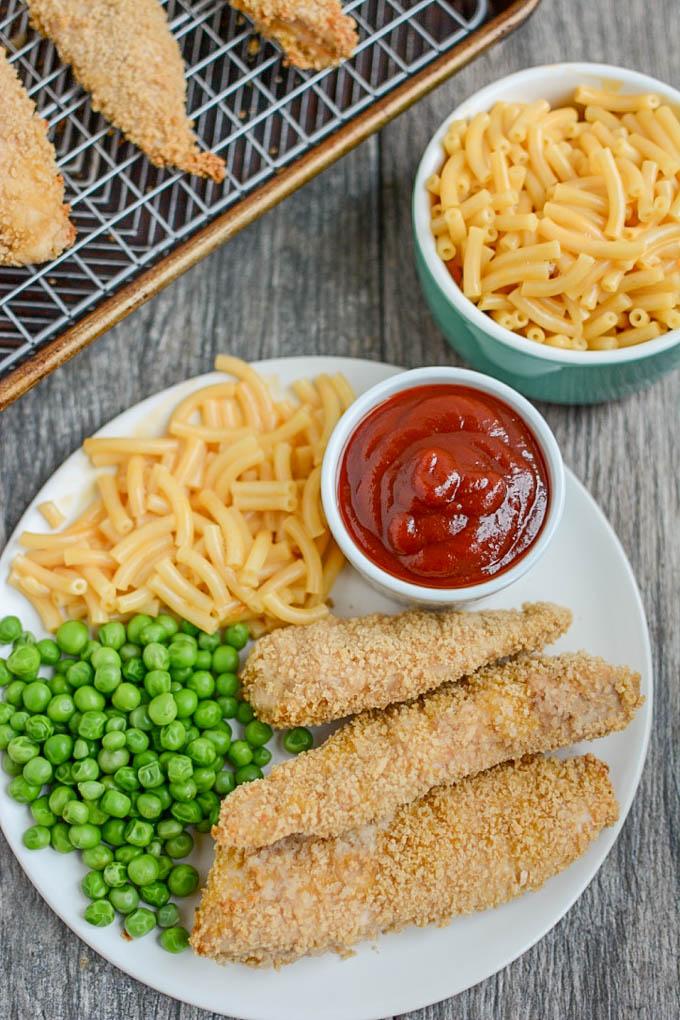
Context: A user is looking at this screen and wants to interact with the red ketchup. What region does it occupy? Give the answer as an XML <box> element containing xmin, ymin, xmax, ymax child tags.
<box><xmin>338</xmin><ymin>384</ymin><xmax>550</xmax><ymax>588</ymax></box>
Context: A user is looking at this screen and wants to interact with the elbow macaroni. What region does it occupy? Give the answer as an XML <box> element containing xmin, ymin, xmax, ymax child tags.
<box><xmin>10</xmin><ymin>358</ymin><xmax>353</xmax><ymax>633</ymax></box>
<box><xmin>430</xmin><ymin>86</ymin><xmax>680</xmax><ymax>349</ymax></box>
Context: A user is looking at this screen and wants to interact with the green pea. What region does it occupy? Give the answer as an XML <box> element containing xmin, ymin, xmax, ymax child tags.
<box><xmin>137</xmin><ymin>792</ymin><xmax>163</xmax><ymax>819</ymax></box>
<box><xmin>71</xmin><ymin>759</ymin><xmax>99</xmax><ymax>784</ymax></box>
<box><xmin>128</xmin><ymin>853</ymin><xmax>160</xmax><ymax>886</ymax></box>
<box><xmin>137</xmin><ymin>761</ymin><xmax>164</xmax><ymax>789</ymax></box>
<box><xmin>235</xmin><ymin>700</ymin><xmax>255</xmax><ymax>725</ymax></box>
<box><xmin>91</xmin><ymin>646</ymin><xmax>120</xmax><ymax>670</ymax></box>
<box><xmin>159</xmin><ymin>925</ymin><xmax>190</xmax><ymax>953</ymax></box>
<box><xmin>187</xmin><ymin>738</ymin><xmax>216</xmax><ymax>767</ymax></box>
<box><xmin>7</xmin><ymin>645</ymin><xmax>41</xmax><ymax>680</ymax></box>
<box><xmin>78</xmin><ymin>710</ymin><xmax>107</xmax><ymax>740</ymax></box>
<box><xmin>192</xmin><ymin>767</ymin><xmax>216</xmax><ymax>793</ymax></box>
<box><xmin>103</xmin><ymin>860</ymin><xmax>128</xmax><ymax>887</ymax></box>
<box><xmin>66</xmin><ymin>660</ymin><xmax>93</xmax><ymax>689</ymax></box>
<box><xmin>147</xmin><ymin>693</ymin><xmax>177</xmax><ymax>727</ymax></box>
<box><xmin>115</xmin><ymin>845</ymin><xmax>143</xmax><ymax>865</ymax></box>
<box><xmin>125</xmin><ymin>819</ymin><xmax>154</xmax><ymax>847</ymax></box>
<box><xmin>124</xmin><ymin>907</ymin><xmax>156</xmax><ymax>939</ymax></box>
<box><xmin>7</xmin><ymin>735</ymin><xmax>39</xmax><ymax>765</ymax></box>
<box><xmin>82</xmin><ymin>844</ymin><xmax>114</xmax><ymax>871</ymax></box>
<box><xmin>168</xmin><ymin>864</ymin><xmax>199</xmax><ymax>898</ymax></box>
<box><xmin>23</xmin><ymin>756</ymin><xmax>53</xmax><ymax>787</ymax></box>
<box><xmin>283</xmin><ymin>726</ymin><xmax>314</xmax><ymax>755</ymax></box>
<box><xmin>170</xmin><ymin>667</ymin><xmax>192</xmax><ymax>685</ymax></box>
<box><xmin>114</xmin><ymin>765</ymin><xmax>140</xmax><ymax>792</ymax></box>
<box><xmin>47</xmin><ymin>784</ymin><xmax>75</xmax><ymax>815</ymax></box>
<box><xmin>235</xmin><ymin>764</ymin><xmax>263</xmax><ymax>785</ymax></box>
<box><xmin>5</xmin><ymin>680</ymin><xmax>26</xmax><ymax>706</ymax></box>
<box><xmin>14</xmin><ymin>631</ymin><xmax>36</xmax><ymax>647</ymax></box>
<box><xmin>43</xmin><ymin>732</ymin><xmax>73</xmax><ymax>765</ymax></box>
<box><xmin>144</xmin><ymin>669</ymin><xmax>171</xmax><ymax>698</ymax></box>
<box><xmin>80</xmin><ymin>640</ymin><xmax>101</xmax><ymax>662</ymax></box>
<box><xmin>193</xmin><ymin>700</ymin><xmax>222</xmax><ymax>729</ymax></box>
<box><xmin>21</xmin><ymin>682</ymin><xmax>51</xmax><ymax>714</ymax></box>
<box><xmin>0</xmin><ymin>615</ymin><xmax>22</xmax><ymax>644</ymax></box>
<box><xmin>252</xmin><ymin>746</ymin><xmax>272</xmax><ymax>768</ymax></box>
<box><xmin>100</xmin><ymin>788</ymin><xmax>132</xmax><ymax>818</ymax></box>
<box><xmin>54</xmin><ymin>762</ymin><xmax>75</xmax><ymax>786</ymax></box>
<box><xmin>84</xmin><ymin>899</ymin><xmax>115</xmax><ymax>927</ymax></box>
<box><xmin>214</xmin><ymin>770</ymin><xmax>236</xmax><ymax>796</ymax></box>
<box><xmin>180</xmin><ymin>620</ymin><xmax>199</xmax><ymax>637</ymax></box>
<box><xmin>157</xmin><ymin>902</ymin><xmax>181</xmax><ymax>928</ymax></box>
<box><xmin>127</xmin><ymin>615</ymin><xmax>153</xmax><ymax>645</ymax></box>
<box><xmin>24</xmin><ymin>714</ymin><xmax>54</xmax><ymax>743</ymax></box>
<box><xmin>158</xmin><ymin>720</ymin><xmax>185</xmax><ymax>752</ymax></box>
<box><xmin>56</xmin><ymin>620</ymin><xmax>89</xmax><ymax>656</ymax></box>
<box><xmin>244</xmin><ymin>720</ymin><xmax>273</xmax><ymax>748</ymax></box>
<box><xmin>98</xmin><ymin>621</ymin><xmax>126</xmax><ymax>650</ymax></box>
<box><xmin>0</xmin><ymin>724</ymin><xmax>15</xmax><ymax>750</ymax></box>
<box><xmin>98</xmin><ymin>747</ymin><xmax>130</xmax><ymax>774</ymax></box>
<box><xmin>109</xmin><ymin>884</ymin><xmax>140</xmax><ymax>915</ymax></box>
<box><xmin>50</xmin><ymin>822</ymin><xmax>75</xmax><ymax>853</ymax></box>
<box><xmin>164</xmin><ymin>831</ymin><xmax>194</xmax><ymax>859</ymax></box>
<box><xmin>140</xmin><ymin>623</ymin><xmax>166</xmax><ymax>646</ymax></box>
<box><xmin>215</xmin><ymin>672</ymin><xmax>239</xmax><ymax>697</ymax></box>
<box><xmin>166</xmin><ymin>755</ymin><xmax>192</xmax><ymax>784</ymax></box>
<box><xmin>3</xmin><ymin>754</ymin><xmax>24</xmax><ymax>776</ymax></box>
<box><xmin>87</xmin><ymin>801</ymin><xmax>109</xmax><ymax>826</ymax></box>
<box><xmin>102</xmin><ymin>818</ymin><xmax>127</xmax><ymax>847</ymax></box>
<box><xmin>9</xmin><ymin>710</ymin><xmax>29</xmax><ymax>732</ymax></box>
<box><xmin>225</xmin><ymin>622</ymin><xmax>249</xmax><ymax>649</ymax></box>
<box><xmin>119</xmin><ymin>642</ymin><xmax>142</xmax><ymax>663</ymax></box>
<box><xmin>227</xmin><ymin>740</ymin><xmax>252</xmax><ymax>768</ymax></box>
<box><xmin>156</xmin><ymin>818</ymin><xmax>183</xmax><ymax>840</ymax></box>
<box><xmin>212</xmin><ymin>645</ymin><xmax>239</xmax><ymax>674</ymax></box>
<box><xmin>202</xmin><ymin>728</ymin><xmax>231</xmax><ymax>756</ymax></box>
<box><xmin>0</xmin><ymin>703</ymin><xmax>13</xmax><ymax>725</ymax></box>
<box><xmin>47</xmin><ymin>693</ymin><xmax>75</xmax><ymax>723</ymax></box>
<box><xmin>8</xmin><ymin>777</ymin><xmax>41</xmax><ymax>805</ymax></box>
<box><xmin>146</xmin><ymin>838</ymin><xmax>163</xmax><ymax>858</ymax></box>
<box><xmin>94</xmin><ymin>664</ymin><xmax>121</xmax><ymax>695</ymax></box>
<box><xmin>168</xmin><ymin>779</ymin><xmax>197</xmax><ymax>803</ymax></box>
<box><xmin>36</xmin><ymin>638</ymin><xmax>60</xmax><ymax>665</ymax></box>
<box><xmin>125</xmin><ymin>728</ymin><xmax>148</xmax><ymax>753</ymax></box>
<box><xmin>142</xmin><ymin>643</ymin><xmax>170</xmax><ymax>672</ymax></box>
<box><xmin>156</xmin><ymin>615</ymin><xmax>179</xmax><ymax>639</ymax></box>
<box><xmin>156</xmin><ymin>855</ymin><xmax>173</xmax><ymax>882</ymax></box>
<box><xmin>197</xmin><ymin>631</ymin><xmax>220</xmax><ymax>652</ymax></box>
<box><xmin>102</xmin><ymin>730</ymin><xmax>126</xmax><ymax>751</ymax></box>
<box><xmin>187</xmin><ymin>670</ymin><xmax>214</xmax><ymax>699</ymax></box>
<box><xmin>168</xmin><ymin>642</ymin><xmax>196</xmax><ymax>670</ymax></box>
<box><xmin>111</xmin><ymin>683</ymin><xmax>141</xmax><ymax>713</ymax></box>
<box><xmin>170</xmin><ymin>801</ymin><xmax>202</xmax><ymax>825</ymax></box>
<box><xmin>139</xmin><ymin>881</ymin><xmax>170</xmax><ymax>908</ymax></box>
<box><xmin>173</xmin><ymin>688</ymin><xmax>198</xmax><ymax>719</ymax></box>
<box><xmin>30</xmin><ymin>795</ymin><xmax>57</xmax><ymax>827</ymax></box>
<box><xmin>22</xmin><ymin>824</ymin><xmax>51</xmax><ymax>850</ymax></box>
<box><xmin>82</xmin><ymin>870</ymin><xmax>108</xmax><ymax>900</ymax></box>
<box><xmin>74</xmin><ymin>686</ymin><xmax>105</xmax><ymax>713</ymax></box>
<box><xmin>129</xmin><ymin>705</ymin><xmax>153</xmax><ymax>732</ymax></box>
<box><xmin>105</xmin><ymin>713</ymin><xmax>127</xmax><ymax>732</ymax></box>
<box><xmin>122</xmin><ymin>658</ymin><xmax>145</xmax><ymax>683</ymax></box>
<box><xmin>63</xmin><ymin>799</ymin><xmax>89</xmax><ymax>825</ymax></box>
<box><xmin>69</xmin><ymin>824</ymin><xmax>101</xmax><ymax>850</ymax></box>
<box><xmin>217</xmin><ymin>696</ymin><xmax>238</xmax><ymax>719</ymax></box>
<box><xmin>0</xmin><ymin>661</ymin><xmax>11</xmax><ymax>687</ymax></box>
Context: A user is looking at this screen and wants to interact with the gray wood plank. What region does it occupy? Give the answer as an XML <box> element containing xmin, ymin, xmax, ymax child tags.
<box><xmin>1</xmin><ymin>0</ymin><xmax>678</xmax><ymax>1018</ymax></box>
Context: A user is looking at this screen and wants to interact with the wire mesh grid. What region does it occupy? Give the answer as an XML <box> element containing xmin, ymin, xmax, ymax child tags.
<box><xmin>0</xmin><ymin>0</ymin><xmax>489</xmax><ymax>380</ymax></box>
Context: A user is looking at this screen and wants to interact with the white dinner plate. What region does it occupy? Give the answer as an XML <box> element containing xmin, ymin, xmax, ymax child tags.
<box><xmin>0</xmin><ymin>357</ymin><xmax>652</xmax><ymax>1020</ymax></box>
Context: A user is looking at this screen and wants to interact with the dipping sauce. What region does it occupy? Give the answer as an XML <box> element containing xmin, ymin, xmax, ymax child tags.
<box><xmin>338</xmin><ymin>384</ymin><xmax>550</xmax><ymax>588</ymax></box>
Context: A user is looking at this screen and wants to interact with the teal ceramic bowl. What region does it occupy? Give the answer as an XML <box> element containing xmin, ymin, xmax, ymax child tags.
<box><xmin>412</xmin><ymin>63</ymin><xmax>680</xmax><ymax>404</ymax></box>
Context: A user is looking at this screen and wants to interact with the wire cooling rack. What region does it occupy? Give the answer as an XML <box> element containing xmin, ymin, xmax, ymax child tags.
<box><xmin>0</xmin><ymin>0</ymin><xmax>539</xmax><ymax>405</ymax></box>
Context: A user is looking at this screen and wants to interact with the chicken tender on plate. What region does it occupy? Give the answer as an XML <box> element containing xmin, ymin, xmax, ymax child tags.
<box><xmin>27</xmin><ymin>0</ymin><xmax>225</xmax><ymax>181</ymax></box>
<box><xmin>230</xmin><ymin>0</ymin><xmax>358</xmax><ymax>70</ymax></box>
<box><xmin>0</xmin><ymin>47</ymin><xmax>75</xmax><ymax>266</ymax></box>
<box><xmin>241</xmin><ymin>601</ymin><xmax>572</xmax><ymax>726</ymax></box>
<box><xmin>216</xmin><ymin>652</ymin><xmax>641</xmax><ymax>848</ymax></box>
<box><xmin>193</xmin><ymin>754</ymin><xmax>618</xmax><ymax>966</ymax></box>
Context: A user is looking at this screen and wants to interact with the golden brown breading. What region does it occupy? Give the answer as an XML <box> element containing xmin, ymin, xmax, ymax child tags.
<box><xmin>27</xmin><ymin>0</ymin><xmax>225</xmax><ymax>181</ymax></box>
<box><xmin>241</xmin><ymin>601</ymin><xmax>572</xmax><ymax>726</ymax></box>
<box><xmin>230</xmin><ymin>0</ymin><xmax>357</xmax><ymax>70</ymax></box>
<box><xmin>0</xmin><ymin>47</ymin><xmax>75</xmax><ymax>266</ymax></box>
<box><xmin>193</xmin><ymin>754</ymin><xmax>618</xmax><ymax>966</ymax></box>
<box><xmin>216</xmin><ymin>652</ymin><xmax>641</xmax><ymax>849</ymax></box>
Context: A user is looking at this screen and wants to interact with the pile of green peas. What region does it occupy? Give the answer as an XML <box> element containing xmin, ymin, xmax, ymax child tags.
<box><xmin>0</xmin><ymin>611</ymin><xmax>311</xmax><ymax>951</ymax></box>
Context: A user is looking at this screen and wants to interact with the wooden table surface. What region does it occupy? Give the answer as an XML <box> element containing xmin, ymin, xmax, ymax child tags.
<box><xmin>1</xmin><ymin>0</ymin><xmax>678</xmax><ymax>1017</ymax></box>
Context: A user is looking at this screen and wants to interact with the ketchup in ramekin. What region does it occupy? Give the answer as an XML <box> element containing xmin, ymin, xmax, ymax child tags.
<box><xmin>338</xmin><ymin>384</ymin><xmax>550</xmax><ymax>588</ymax></box>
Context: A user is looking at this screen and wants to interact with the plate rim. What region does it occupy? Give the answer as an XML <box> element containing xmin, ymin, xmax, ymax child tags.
<box><xmin>0</xmin><ymin>355</ymin><xmax>652</xmax><ymax>1019</ymax></box>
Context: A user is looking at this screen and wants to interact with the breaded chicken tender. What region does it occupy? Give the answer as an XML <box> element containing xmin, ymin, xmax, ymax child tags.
<box><xmin>0</xmin><ymin>47</ymin><xmax>75</xmax><ymax>266</ymax></box>
<box><xmin>27</xmin><ymin>0</ymin><xmax>225</xmax><ymax>181</ymax></box>
<box><xmin>241</xmin><ymin>601</ymin><xmax>572</xmax><ymax>726</ymax></box>
<box><xmin>230</xmin><ymin>0</ymin><xmax>357</xmax><ymax>70</ymax></box>
<box><xmin>193</xmin><ymin>754</ymin><xmax>618</xmax><ymax>966</ymax></box>
<box><xmin>216</xmin><ymin>652</ymin><xmax>641</xmax><ymax>848</ymax></box>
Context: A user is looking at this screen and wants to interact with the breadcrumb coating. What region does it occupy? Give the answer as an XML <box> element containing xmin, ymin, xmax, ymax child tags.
<box><xmin>230</xmin><ymin>0</ymin><xmax>357</xmax><ymax>70</ymax></box>
<box><xmin>217</xmin><ymin>652</ymin><xmax>641</xmax><ymax>848</ymax></box>
<box><xmin>0</xmin><ymin>47</ymin><xmax>75</xmax><ymax>266</ymax></box>
<box><xmin>193</xmin><ymin>754</ymin><xmax>618</xmax><ymax>966</ymax></box>
<box><xmin>241</xmin><ymin>601</ymin><xmax>573</xmax><ymax>726</ymax></box>
<box><xmin>27</xmin><ymin>0</ymin><xmax>225</xmax><ymax>181</ymax></box>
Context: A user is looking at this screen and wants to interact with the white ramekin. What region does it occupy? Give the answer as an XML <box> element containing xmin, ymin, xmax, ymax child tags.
<box><xmin>321</xmin><ymin>366</ymin><xmax>565</xmax><ymax>606</ymax></box>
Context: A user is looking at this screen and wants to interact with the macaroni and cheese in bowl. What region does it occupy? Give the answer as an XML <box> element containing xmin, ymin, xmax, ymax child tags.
<box><xmin>413</xmin><ymin>63</ymin><xmax>680</xmax><ymax>403</ymax></box>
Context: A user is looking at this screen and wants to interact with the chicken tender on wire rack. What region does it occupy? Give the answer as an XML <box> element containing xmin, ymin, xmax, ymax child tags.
<box><xmin>230</xmin><ymin>0</ymin><xmax>358</xmax><ymax>70</ymax></box>
<box><xmin>0</xmin><ymin>47</ymin><xmax>75</xmax><ymax>266</ymax></box>
<box><xmin>241</xmin><ymin>601</ymin><xmax>573</xmax><ymax>725</ymax></box>
<box><xmin>216</xmin><ymin>652</ymin><xmax>641</xmax><ymax>848</ymax></box>
<box><xmin>193</xmin><ymin>754</ymin><xmax>618</xmax><ymax>966</ymax></box>
<box><xmin>27</xmin><ymin>0</ymin><xmax>225</xmax><ymax>181</ymax></box>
